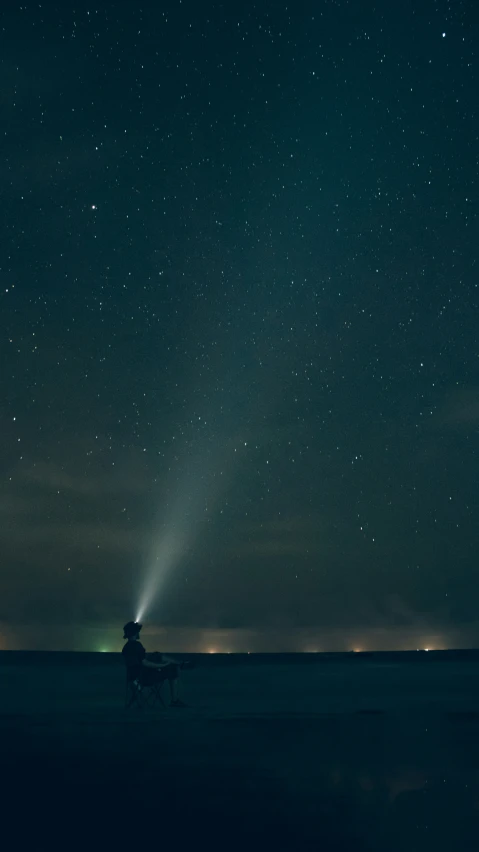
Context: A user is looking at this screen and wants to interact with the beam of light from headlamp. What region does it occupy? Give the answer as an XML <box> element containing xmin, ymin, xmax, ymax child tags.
<box><xmin>135</xmin><ymin>447</ymin><xmax>230</xmax><ymax>624</ymax></box>
<box><xmin>134</xmin><ymin>280</ymin><xmax>296</xmax><ymax>623</ymax></box>
<box><xmin>135</xmin><ymin>527</ymin><xmax>184</xmax><ymax>624</ymax></box>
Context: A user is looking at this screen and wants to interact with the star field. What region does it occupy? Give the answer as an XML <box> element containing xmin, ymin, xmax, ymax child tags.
<box><xmin>1</xmin><ymin>0</ymin><xmax>478</xmax><ymax>650</ymax></box>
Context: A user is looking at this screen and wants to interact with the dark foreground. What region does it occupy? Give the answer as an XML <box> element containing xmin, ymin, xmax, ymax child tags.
<box><xmin>1</xmin><ymin>654</ymin><xmax>479</xmax><ymax>850</ymax></box>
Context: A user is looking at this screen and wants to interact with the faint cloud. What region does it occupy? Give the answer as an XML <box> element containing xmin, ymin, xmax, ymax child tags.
<box><xmin>233</xmin><ymin>515</ymin><xmax>323</xmax><ymax>558</ymax></box>
<box><xmin>0</xmin><ymin>457</ymin><xmax>151</xmax><ymax>559</ymax></box>
<box><xmin>2</xmin><ymin>521</ymin><xmax>143</xmax><ymax>554</ymax></box>
<box><xmin>436</xmin><ymin>387</ymin><xmax>479</xmax><ymax>429</ymax></box>
<box><xmin>234</xmin><ymin>539</ymin><xmax>315</xmax><ymax>557</ymax></box>
<box><xmin>21</xmin><ymin>462</ymin><xmax>106</xmax><ymax>497</ymax></box>
<box><xmin>0</xmin><ymin>494</ymin><xmax>33</xmax><ymax>517</ymax></box>
<box><xmin>20</xmin><ymin>460</ymin><xmax>148</xmax><ymax>496</ymax></box>
<box><xmin>245</xmin><ymin>516</ymin><xmax>321</xmax><ymax>536</ymax></box>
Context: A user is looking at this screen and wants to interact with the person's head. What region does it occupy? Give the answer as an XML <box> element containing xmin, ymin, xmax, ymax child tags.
<box><xmin>123</xmin><ymin>621</ymin><xmax>142</xmax><ymax>641</ymax></box>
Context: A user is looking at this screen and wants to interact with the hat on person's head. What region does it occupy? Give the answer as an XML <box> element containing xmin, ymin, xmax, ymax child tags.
<box><xmin>123</xmin><ymin>621</ymin><xmax>142</xmax><ymax>639</ymax></box>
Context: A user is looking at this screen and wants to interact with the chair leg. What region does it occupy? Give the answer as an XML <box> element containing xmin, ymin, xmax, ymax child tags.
<box><xmin>154</xmin><ymin>684</ymin><xmax>166</xmax><ymax>708</ymax></box>
<box><xmin>125</xmin><ymin>680</ymin><xmax>165</xmax><ymax>710</ymax></box>
<box><xmin>125</xmin><ymin>681</ymin><xmax>144</xmax><ymax>709</ymax></box>
<box><xmin>142</xmin><ymin>682</ymin><xmax>165</xmax><ymax>709</ymax></box>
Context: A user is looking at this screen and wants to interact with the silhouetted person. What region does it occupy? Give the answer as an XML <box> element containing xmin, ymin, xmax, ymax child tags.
<box><xmin>122</xmin><ymin>621</ymin><xmax>186</xmax><ymax>707</ymax></box>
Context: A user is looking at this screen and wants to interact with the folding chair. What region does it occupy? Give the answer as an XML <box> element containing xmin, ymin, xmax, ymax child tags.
<box><xmin>124</xmin><ymin>667</ymin><xmax>166</xmax><ymax>710</ymax></box>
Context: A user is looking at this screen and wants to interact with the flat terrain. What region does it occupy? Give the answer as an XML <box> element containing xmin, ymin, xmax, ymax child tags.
<box><xmin>1</xmin><ymin>655</ymin><xmax>479</xmax><ymax>850</ymax></box>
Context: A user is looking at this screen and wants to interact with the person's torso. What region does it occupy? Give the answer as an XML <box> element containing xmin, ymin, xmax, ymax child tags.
<box><xmin>122</xmin><ymin>640</ymin><xmax>145</xmax><ymax>679</ymax></box>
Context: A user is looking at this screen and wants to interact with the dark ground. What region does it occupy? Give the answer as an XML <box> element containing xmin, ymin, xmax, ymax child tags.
<box><xmin>1</xmin><ymin>653</ymin><xmax>479</xmax><ymax>850</ymax></box>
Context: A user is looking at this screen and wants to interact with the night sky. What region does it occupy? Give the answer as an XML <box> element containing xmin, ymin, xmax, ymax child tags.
<box><xmin>1</xmin><ymin>1</ymin><xmax>478</xmax><ymax>652</ymax></box>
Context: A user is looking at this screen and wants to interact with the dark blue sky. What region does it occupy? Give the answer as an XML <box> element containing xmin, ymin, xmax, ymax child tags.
<box><xmin>1</xmin><ymin>1</ymin><xmax>478</xmax><ymax>649</ymax></box>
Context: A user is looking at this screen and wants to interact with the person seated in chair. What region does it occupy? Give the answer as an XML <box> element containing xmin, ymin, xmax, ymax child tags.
<box><xmin>122</xmin><ymin>621</ymin><xmax>186</xmax><ymax>707</ymax></box>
